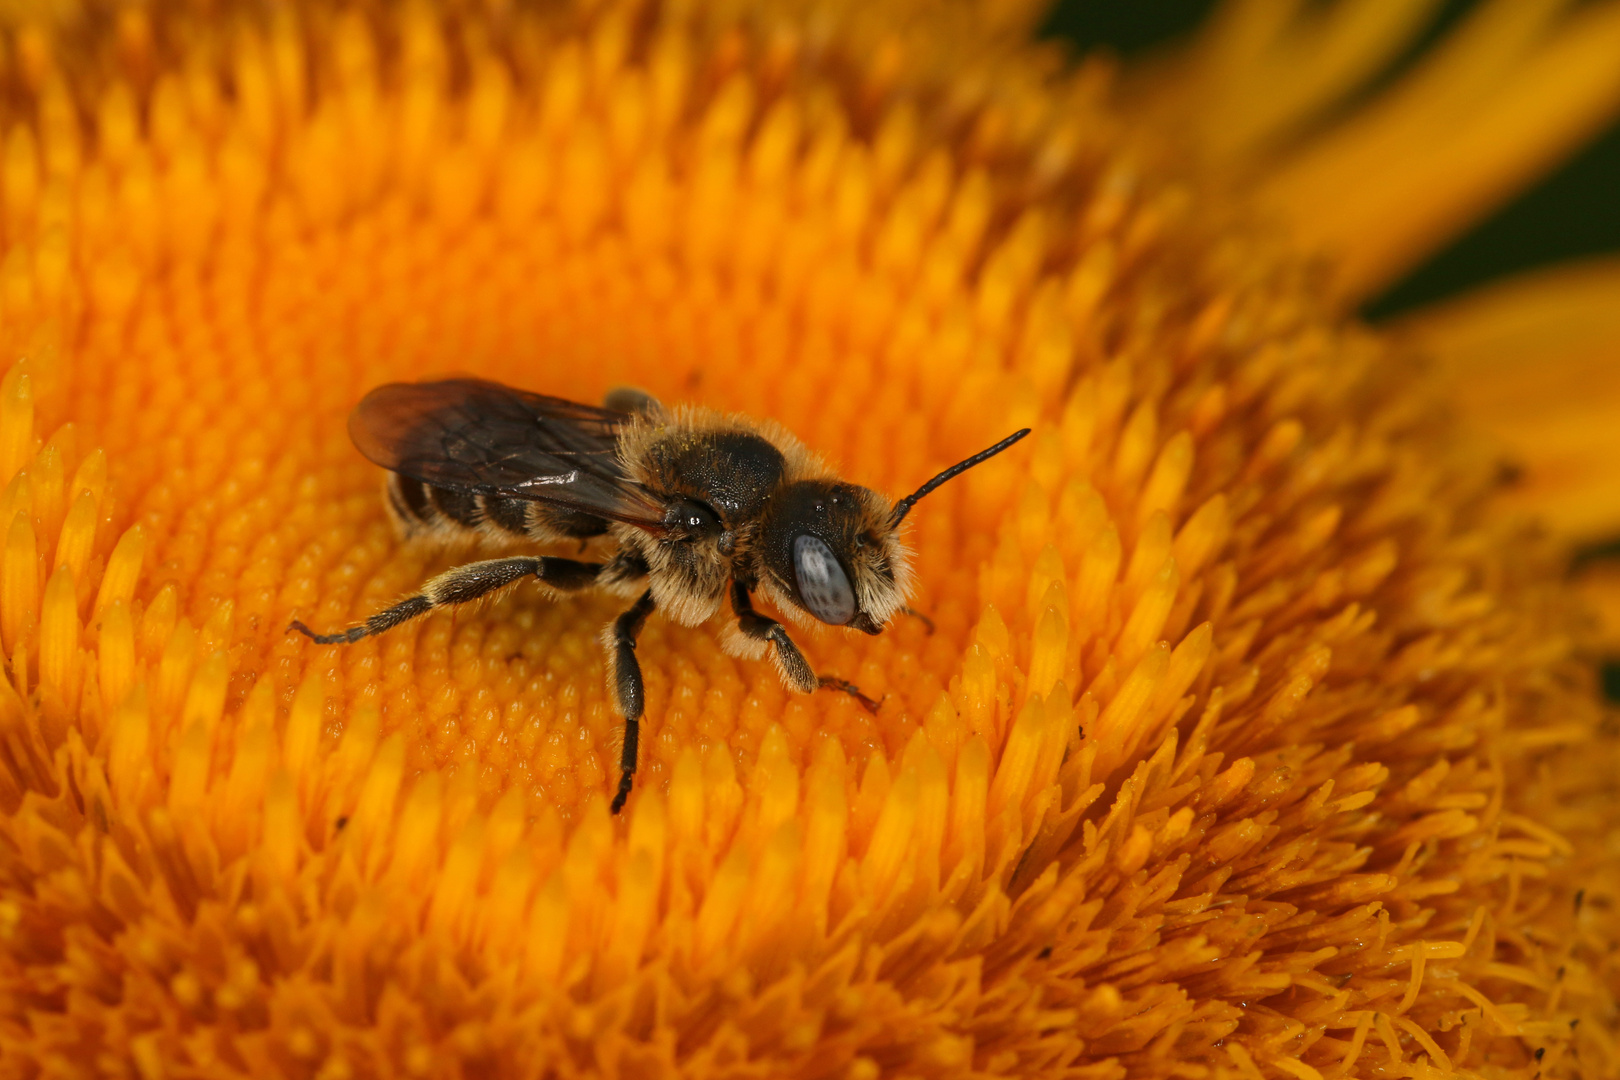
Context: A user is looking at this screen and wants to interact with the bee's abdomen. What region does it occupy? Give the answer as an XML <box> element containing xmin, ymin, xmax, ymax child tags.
<box><xmin>387</xmin><ymin>474</ymin><xmax>438</xmax><ymax>529</ymax></box>
<box><xmin>385</xmin><ymin>474</ymin><xmax>608</xmax><ymax>542</ymax></box>
<box><xmin>433</xmin><ymin>486</ymin><xmax>484</xmax><ymax>528</ymax></box>
<box><xmin>482</xmin><ymin>494</ymin><xmax>533</xmax><ymax>536</ymax></box>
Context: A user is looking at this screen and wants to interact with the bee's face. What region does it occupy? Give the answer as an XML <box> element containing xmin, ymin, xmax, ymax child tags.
<box><xmin>758</xmin><ymin>480</ymin><xmax>912</xmax><ymax>633</ymax></box>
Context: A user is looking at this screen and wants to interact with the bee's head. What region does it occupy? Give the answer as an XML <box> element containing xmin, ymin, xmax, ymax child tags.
<box><xmin>757</xmin><ymin>429</ymin><xmax>1032</xmax><ymax>633</ymax></box>
<box><xmin>757</xmin><ymin>481</ymin><xmax>910</xmax><ymax>634</ymax></box>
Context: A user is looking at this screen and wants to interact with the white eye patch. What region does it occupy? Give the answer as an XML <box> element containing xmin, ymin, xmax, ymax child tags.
<box><xmin>792</xmin><ymin>534</ymin><xmax>856</xmax><ymax>625</ymax></box>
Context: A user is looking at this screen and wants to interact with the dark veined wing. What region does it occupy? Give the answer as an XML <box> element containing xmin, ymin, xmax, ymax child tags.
<box><xmin>348</xmin><ymin>378</ymin><xmax>672</xmax><ymax>531</ymax></box>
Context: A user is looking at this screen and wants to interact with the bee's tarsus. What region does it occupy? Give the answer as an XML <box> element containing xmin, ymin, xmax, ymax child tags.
<box><xmin>818</xmin><ymin>676</ymin><xmax>881</xmax><ymax>714</ymax></box>
<box><xmin>289</xmin><ymin>619</ymin><xmax>369</xmax><ymax>645</ymax></box>
<box><xmin>610</xmin><ymin>772</ymin><xmax>635</xmax><ymax>815</ymax></box>
<box><xmin>901</xmin><ymin>606</ymin><xmax>936</xmax><ymax>635</ymax></box>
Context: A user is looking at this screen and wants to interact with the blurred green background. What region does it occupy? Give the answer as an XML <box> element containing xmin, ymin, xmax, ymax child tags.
<box><xmin>1041</xmin><ymin>0</ymin><xmax>1620</xmax><ymax>320</ymax></box>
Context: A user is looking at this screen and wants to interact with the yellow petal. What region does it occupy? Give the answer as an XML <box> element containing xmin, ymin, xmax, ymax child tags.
<box><xmin>1572</xmin><ymin>559</ymin><xmax>1620</xmax><ymax>660</ymax></box>
<box><xmin>1151</xmin><ymin>0</ymin><xmax>1620</xmax><ymax>303</ymax></box>
<box><xmin>1262</xmin><ymin>0</ymin><xmax>1620</xmax><ymax>300</ymax></box>
<box><xmin>1394</xmin><ymin>256</ymin><xmax>1620</xmax><ymax>544</ymax></box>
<box><xmin>1141</xmin><ymin>0</ymin><xmax>1447</xmax><ymax>163</ymax></box>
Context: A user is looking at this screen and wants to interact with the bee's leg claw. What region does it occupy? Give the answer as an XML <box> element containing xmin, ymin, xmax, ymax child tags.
<box><xmin>901</xmin><ymin>606</ymin><xmax>936</xmax><ymax>635</ymax></box>
<box><xmin>289</xmin><ymin>618</ymin><xmax>373</xmax><ymax>645</ymax></box>
<box><xmin>610</xmin><ymin>770</ymin><xmax>635</xmax><ymax>815</ymax></box>
<box><xmin>818</xmin><ymin>676</ymin><xmax>882</xmax><ymax>714</ymax></box>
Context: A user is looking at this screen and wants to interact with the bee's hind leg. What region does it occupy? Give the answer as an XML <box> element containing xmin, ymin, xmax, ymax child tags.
<box><xmin>728</xmin><ymin>582</ymin><xmax>881</xmax><ymax>713</ymax></box>
<box><xmin>291</xmin><ymin>556</ymin><xmax>604</xmax><ymax>644</ymax></box>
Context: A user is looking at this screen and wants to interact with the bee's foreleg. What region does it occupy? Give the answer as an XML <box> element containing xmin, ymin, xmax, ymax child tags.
<box><xmin>729</xmin><ymin>583</ymin><xmax>880</xmax><ymax>712</ymax></box>
<box><xmin>291</xmin><ymin>556</ymin><xmax>604</xmax><ymax>644</ymax></box>
<box><xmin>606</xmin><ymin>589</ymin><xmax>656</xmax><ymax>814</ymax></box>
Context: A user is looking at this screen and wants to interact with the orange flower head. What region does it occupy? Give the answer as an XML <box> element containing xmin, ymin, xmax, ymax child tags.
<box><xmin>0</xmin><ymin>1</ymin><xmax>1615</xmax><ymax>1078</ymax></box>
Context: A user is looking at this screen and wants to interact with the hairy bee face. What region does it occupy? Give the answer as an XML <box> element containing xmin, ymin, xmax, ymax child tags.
<box><xmin>756</xmin><ymin>480</ymin><xmax>912</xmax><ymax>633</ymax></box>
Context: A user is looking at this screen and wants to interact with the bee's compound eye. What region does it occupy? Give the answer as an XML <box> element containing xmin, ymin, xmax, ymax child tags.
<box><xmin>792</xmin><ymin>534</ymin><xmax>856</xmax><ymax>625</ymax></box>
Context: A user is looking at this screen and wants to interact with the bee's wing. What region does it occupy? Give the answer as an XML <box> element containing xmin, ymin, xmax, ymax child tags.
<box><xmin>348</xmin><ymin>378</ymin><xmax>674</xmax><ymax>531</ymax></box>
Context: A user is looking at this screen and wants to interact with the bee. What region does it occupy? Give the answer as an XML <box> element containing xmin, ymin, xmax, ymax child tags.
<box><xmin>292</xmin><ymin>378</ymin><xmax>1030</xmax><ymax>813</ymax></box>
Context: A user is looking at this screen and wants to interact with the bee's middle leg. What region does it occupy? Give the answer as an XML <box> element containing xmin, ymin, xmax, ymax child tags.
<box><xmin>729</xmin><ymin>582</ymin><xmax>880</xmax><ymax>712</ymax></box>
<box><xmin>607</xmin><ymin>588</ymin><xmax>656</xmax><ymax>815</ymax></box>
<box><xmin>291</xmin><ymin>556</ymin><xmax>603</xmax><ymax>644</ymax></box>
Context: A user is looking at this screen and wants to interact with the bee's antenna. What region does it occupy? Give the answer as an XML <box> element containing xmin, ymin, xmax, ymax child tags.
<box><xmin>889</xmin><ymin>428</ymin><xmax>1032</xmax><ymax>527</ymax></box>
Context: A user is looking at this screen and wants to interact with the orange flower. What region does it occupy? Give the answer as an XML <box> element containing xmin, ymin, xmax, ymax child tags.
<box><xmin>0</xmin><ymin>2</ymin><xmax>1615</xmax><ymax>1077</ymax></box>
